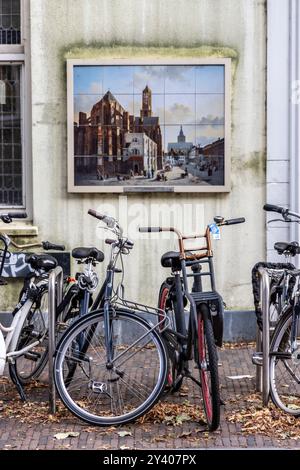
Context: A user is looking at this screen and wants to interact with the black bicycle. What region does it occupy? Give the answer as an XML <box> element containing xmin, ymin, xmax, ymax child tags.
<box><xmin>262</xmin><ymin>204</ymin><xmax>300</xmax><ymax>415</ymax></box>
<box><xmin>53</xmin><ymin>210</ymin><xmax>168</xmax><ymax>426</ymax></box>
<box><xmin>140</xmin><ymin>216</ymin><xmax>245</xmax><ymax>431</ymax></box>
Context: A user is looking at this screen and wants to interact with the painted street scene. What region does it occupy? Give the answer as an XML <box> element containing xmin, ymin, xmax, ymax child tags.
<box><xmin>73</xmin><ymin>65</ymin><xmax>225</xmax><ymax>187</ymax></box>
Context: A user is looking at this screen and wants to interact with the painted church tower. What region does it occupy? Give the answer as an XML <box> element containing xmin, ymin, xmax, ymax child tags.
<box><xmin>140</xmin><ymin>85</ymin><xmax>152</xmax><ymax>119</ymax></box>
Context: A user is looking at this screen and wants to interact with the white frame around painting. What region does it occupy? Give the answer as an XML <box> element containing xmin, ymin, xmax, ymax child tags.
<box><xmin>67</xmin><ymin>58</ymin><xmax>231</xmax><ymax>193</ymax></box>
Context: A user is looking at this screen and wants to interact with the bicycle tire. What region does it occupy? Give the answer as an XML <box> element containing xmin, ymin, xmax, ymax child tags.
<box><xmin>54</xmin><ymin>309</ymin><xmax>168</xmax><ymax>426</ymax></box>
<box><xmin>270</xmin><ymin>307</ymin><xmax>300</xmax><ymax>415</ymax></box>
<box><xmin>9</xmin><ymin>281</ymin><xmax>79</xmax><ymax>385</ymax></box>
<box><xmin>196</xmin><ymin>304</ymin><xmax>220</xmax><ymax>431</ymax></box>
<box><xmin>158</xmin><ymin>282</ymin><xmax>183</xmax><ymax>392</ymax></box>
<box><xmin>9</xmin><ymin>287</ymin><xmax>50</xmax><ymax>384</ymax></box>
<box><xmin>269</xmin><ymin>282</ymin><xmax>283</xmax><ymax>332</ymax></box>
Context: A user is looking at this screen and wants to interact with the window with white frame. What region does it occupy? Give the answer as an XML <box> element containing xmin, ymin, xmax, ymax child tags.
<box><xmin>0</xmin><ymin>0</ymin><xmax>29</xmax><ymax>209</ymax></box>
<box><xmin>0</xmin><ymin>0</ymin><xmax>21</xmax><ymax>44</ymax></box>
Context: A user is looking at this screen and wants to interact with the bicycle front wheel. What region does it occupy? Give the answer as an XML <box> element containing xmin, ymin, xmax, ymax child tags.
<box><xmin>54</xmin><ymin>309</ymin><xmax>168</xmax><ymax>426</ymax></box>
<box><xmin>270</xmin><ymin>308</ymin><xmax>300</xmax><ymax>415</ymax></box>
<box><xmin>196</xmin><ymin>305</ymin><xmax>220</xmax><ymax>431</ymax></box>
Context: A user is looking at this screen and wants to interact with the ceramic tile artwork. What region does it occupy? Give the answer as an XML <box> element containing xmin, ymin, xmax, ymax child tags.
<box><xmin>70</xmin><ymin>63</ymin><xmax>227</xmax><ymax>191</ymax></box>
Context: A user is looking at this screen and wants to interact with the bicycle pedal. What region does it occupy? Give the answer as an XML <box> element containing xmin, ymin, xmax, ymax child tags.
<box><xmin>252</xmin><ymin>352</ymin><xmax>263</xmax><ymax>366</ymax></box>
<box><xmin>28</xmin><ymin>330</ymin><xmax>41</xmax><ymax>339</ymax></box>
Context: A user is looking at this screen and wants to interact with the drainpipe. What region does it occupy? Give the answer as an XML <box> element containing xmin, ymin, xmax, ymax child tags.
<box><xmin>289</xmin><ymin>0</ymin><xmax>300</xmax><ymax>264</ymax></box>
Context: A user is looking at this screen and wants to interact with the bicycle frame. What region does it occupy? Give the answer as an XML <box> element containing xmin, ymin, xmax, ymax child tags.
<box><xmin>0</xmin><ymin>276</ymin><xmax>48</xmax><ymax>375</ymax></box>
<box><xmin>141</xmin><ymin>222</ymin><xmax>227</xmax><ymax>344</ymax></box>
<box><xmin>288</xmin><ymin>273</ymin><xmax>300</xmax><ymax>353</ymax></box>
<box><xmin>98</xmin><ymin>240</ymin><xmax>124</xmax><ymax>364</ymax></box>
<box><xmin>0</xmin><ymin>221</ymin><xmax>63</xmax><ymax>374</ymax></box>
<box><xmin>63</xmin><ymin>235</ymin><xmax>129</xmax><ymax>371</ymax></box>
<box><xmin>0</xmin><ymin>324</ymin><xmax>10</xmax><ymax>374</ymax></box>
<box><xmin>61</xmin><ymin>212</ymin><xmax>168</xmax><ymax>389</ymax></box>
<box><xmin>162</xmin><ymin>259</ymin><xmax>218</xmax><ymax>368</ymax></box>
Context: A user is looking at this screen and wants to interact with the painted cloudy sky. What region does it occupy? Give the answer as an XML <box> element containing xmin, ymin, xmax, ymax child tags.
<box><xmin>73</xmin><ymin>65</ymin><xmax>225</xmax><ymax>150</ymax></box>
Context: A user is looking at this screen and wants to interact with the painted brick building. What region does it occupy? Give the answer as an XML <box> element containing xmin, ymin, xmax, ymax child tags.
<box><xmin>74</xmin><ymin>86</ymin><xmax>162</xmax><ymax>178</ymax></box>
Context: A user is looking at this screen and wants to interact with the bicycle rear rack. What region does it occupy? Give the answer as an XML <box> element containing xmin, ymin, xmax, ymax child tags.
<box><xmin>190</xmin><ymin>291</ymin><xmax>223</xmax><ymax>304</ymax></box>
<box><xmin>113</xmin><ymin>298</ymin><xmax>170</xmax><ymax>332</ymax></box>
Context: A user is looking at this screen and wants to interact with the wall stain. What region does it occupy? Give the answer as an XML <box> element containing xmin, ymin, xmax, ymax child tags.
<box><xmin>61</xmin><ymin>44</ymin><xmax>239</xmax><ymax>74</ymax></box>
<box><xmin>62</xmin><ymin>43</ymin><xmax>238</xmax><ymax>59</ymax></box>
<box><xmin>232</xmin><ymin>151</ymin><xmax>266</xmax><ymax>176</ymax></box>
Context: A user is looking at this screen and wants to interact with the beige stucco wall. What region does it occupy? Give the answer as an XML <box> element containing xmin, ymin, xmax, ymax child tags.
<box><xmin>14</xmin><ymin>0</ymin><xmax>265</xmax><ymax>311</ymax></box>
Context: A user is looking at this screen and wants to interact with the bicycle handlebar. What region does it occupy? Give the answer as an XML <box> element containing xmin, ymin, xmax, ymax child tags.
<box><xmin>139</xmin><ymin>227</ymin><xmax>162</xmax><ymax>233</ymax></box>
<box><xmin>263</xmin><ymin>203</ymin><xmax>300</xmax><ymax>221</ymax></box>
<box><xmin>0</xmin><ymin>212</ymin><xmax>27</xmax><ymax>223</ymax></box>
<box><xmin>7</xmin><ymin>212</ymin><xmax>27</xmax><ymax>219</ymax></box>
<box><xmin>222</xmin><ymin>217</ymin><xmax>245</xmax><ymax>226</ymax></box>
<box><xmin>263</xmin><ymin>204</ymin><xmax>286</xmax><ymax>215</ymax></box>
<box><xmin>88</xmin><ymin>209</ymin><xmax>106</xmax><ymax>221</ymax></box>
<box><xmin>88</xmin><ymin>209</ymin><xmax>123</xmax><ymax>236</ymax></box>
<box><xmin>139</xmin><ymin>217</ymin><xmax>245</xmax><ymax>233</ymax></box>
<box><xmin>42</xmin><ymin>241</ymin><xmax>65</xmax><ymax>251</ymax></box>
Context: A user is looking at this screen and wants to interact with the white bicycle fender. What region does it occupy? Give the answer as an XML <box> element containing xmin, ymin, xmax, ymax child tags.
<box><xmin>0</xmin><ymin>332</ymin><xmax>5</xmax><ymax>375</ymax></box>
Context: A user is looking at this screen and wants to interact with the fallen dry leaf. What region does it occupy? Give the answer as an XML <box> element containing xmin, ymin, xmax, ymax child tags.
<box><xmin>227</xmin><ymin>375</ymin><xmax>254</xmax><ymax>380</ymax></box>
<box><xmin>222</xmin><ymin>341</ymin><xmax>256</xmax><ymax>350</ymax></box>
<box><xmin>153</xmin><ymin>436</ymin><xmax>167</xmax><ymax>442</ymax></box>
<box><xmin>137</xmin><ymin>401</ymin><xmax>204</xmax><ymax>425</ymax></box>
<box><xmin>178</xmin><ymin>431</ymin><xmax>192</xmax><ymax>438</ymax></box>
<box><xmin>227</xmin><ymin>393</ymin><xmax>300</xmax><ymax>440</ymax></box>
<box><xmin>54</xmin><ymin>432</ymin><xmax>79</xmax><ymax>440</ymax></box>
<box><xmin>117</xmin><ymin>431</ymin><xmax>132</xmax><ymax>437</ymax></box>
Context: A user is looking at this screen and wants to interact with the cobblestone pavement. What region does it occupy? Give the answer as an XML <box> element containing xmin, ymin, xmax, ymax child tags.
<box><xmin>0</xmin><ymin>344</ymin><xmax>299</xmax><ymax>450</ymax></box>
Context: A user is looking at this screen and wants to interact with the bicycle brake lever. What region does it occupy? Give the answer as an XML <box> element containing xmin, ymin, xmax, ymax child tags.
<box><xmin>267</xmin><ymin>218</ymin><xmax>283</xmax><ymax>224</ymax></box>
<box><xmin>267</xmin><ymin>218</ymin><xmax>294</xmax><ymax>224</ymax></box>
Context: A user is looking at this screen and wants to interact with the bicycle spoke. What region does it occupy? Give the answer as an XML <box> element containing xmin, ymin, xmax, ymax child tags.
<box><xmin>111</xmin><ymin>331</ymin><xmax>155</xmax><ymax>366</ymax></box>
<box><xmin>113</xmin><ymin>338</ymin><xmax>154</xmax><ymax>369</ymax></box>
<box><xmin>54</xmin><ymin>312</ymin><xmax>166</xmax><ymax>424</ymax></box>
<box><xmin>117</xmin><ymin>375</ymin><xmax>149</xmax><ymax>402</ymax></box>
<box><xmin>282</xmin><ymin>359</ymin><xmax>300</xmax><ymax>385</ymax></box>
<box><xmin>119</xmin><ymin>369</ymin><xmax>154</xmax><ymax>396</ymax></box>
<box><xmin>270</xmin><ymin>315</ymin><xmax>300</xmax><ymax>414</ymax></box>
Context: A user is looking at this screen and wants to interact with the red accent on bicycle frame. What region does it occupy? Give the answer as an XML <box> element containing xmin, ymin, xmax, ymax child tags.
<box><xmin>198</xmin><ymin>316</ymin><xmax>213</xmax><ymax>423</ymax></box>
<box><xmin>159</xmin><ymin>286</ymin><xmax>169</xmax><ymax>331</ymax></box>
<box><xmin>159</xmin><ymin>286</ymin><xmax>173</xmax><ymax>386</ymax></box>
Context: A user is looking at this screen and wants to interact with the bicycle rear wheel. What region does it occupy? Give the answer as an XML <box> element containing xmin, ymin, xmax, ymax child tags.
<box><xmin>9</xmin><ymin>287</ymin><xmax>49</xmax><ymax>384</ymax></box>
<box><xmin>270</xmin><ymin>308</ymin><xmax>300</xmax><ymax>415</ymax></box>
<box><xmin>158</xmin><ymin>281</ymin><xmax>183</xmax><ymax>392</ymax></box>
<box><xmin>54</xmin><ymin>309</ymin><xmax>168</xmax><ymax>426</ymax></box>
<box><xmin>196</xmin><ymin>304</ymin><xmax>220</xmax><ymax>431</ymax></box>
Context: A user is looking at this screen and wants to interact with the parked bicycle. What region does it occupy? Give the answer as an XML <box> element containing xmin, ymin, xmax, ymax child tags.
<box><xmin>140</xmin><ymin>215</ymin><xmax>245</xmax><ymax>431</ymax></box>
<box><xmin>261</xmin><ymin>204</ymin><xmax>300</xmax><ymax>415</ymax></box>
<box><xmin>53</xmin><ymin>210</ymin><xmax>168</xmax><ymax>426</ymax></box>
<box><xmin>0</xmin><ymin>212</ymin><xmax>64</xmax><ymax>399</ymax></box>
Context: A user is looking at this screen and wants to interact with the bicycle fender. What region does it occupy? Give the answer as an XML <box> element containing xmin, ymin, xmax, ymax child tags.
<box><xmin>211</xmin><ymin>297</ymin><xmax>224</xmax><ymax>347</ymax></box>
<box><xmin>0</xmin><ymin>332</ymin><xmax>5</xmax><ymax>375</ymax></box>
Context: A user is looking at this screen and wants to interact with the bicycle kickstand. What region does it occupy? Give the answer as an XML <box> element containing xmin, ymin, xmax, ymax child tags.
<box><xmin>9</xmin><ymin>362</ymin><xmax>26</xmax><ymax>402</ymax></box>
<box><xmin>187</xmin><ymin>368</ymin><xmax>226</xmax><ymax>405</ymax></box>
